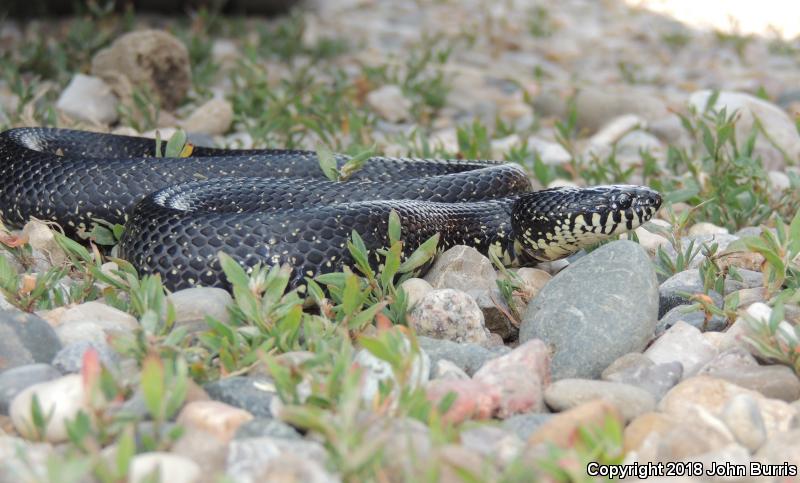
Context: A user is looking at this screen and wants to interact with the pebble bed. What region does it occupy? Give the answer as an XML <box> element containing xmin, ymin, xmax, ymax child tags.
<box><xmin>2</xmin><ymin>0</ymin><xmax>800</xmax><ymax>482</ymax></box>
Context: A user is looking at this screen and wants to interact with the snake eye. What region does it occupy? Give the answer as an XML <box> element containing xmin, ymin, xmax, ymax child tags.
<box><xmin>617</xmin><ymin>193</ymin><xmax>632</xmax><ymax>209</ymax></box>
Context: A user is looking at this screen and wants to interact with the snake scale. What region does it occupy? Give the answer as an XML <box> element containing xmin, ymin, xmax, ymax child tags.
<box><xmin>0</xmin><ymin>127</ymin><xmax>662</xmax><ymax>290</ymax></box>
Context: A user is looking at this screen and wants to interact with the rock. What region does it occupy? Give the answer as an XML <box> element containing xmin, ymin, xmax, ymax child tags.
<box><xmin>234</xmin><ymin>418</ymin><xmax>302</xmax><ymax>440</ymax></box>
<box><xmin>526</xmin><ymin>137</ymin><xmax>571</xmax><ymax>165</ymax></box>
<box><xmin>0</xmin><ymin>364</ymin><xmax>61</xmax><ymax>415</ymax></box>
<box><xmin>203</xmin><ymin>376</ymin><xmax>278</xmax><ymax>418</ymax></box>
<box><xmin>755</xmin><ymin>428</ymin><xmax>800</xmax><ymax>467</ymax></box>
<box><xmin>473</xmin><ymin>339</ymin><xmax>551</xmax><ymax>417</ymax></box>
<box><xmin>460</xmin><ymin>425</ymin><xmax>524</xmax><ymax>467</ymax></box>
<box><xmin>569</xmin><ymin>87</ymin><xmax>671</xmax><ymax>133</ymax></box>
<box><xmin>621</xmin><ymin>225</ymin><xmax>670</xmax><ymax>257</ymax></box>
<box><xmin>22</xmin><ymin>220</ymin><xmax>68</xmax><ymax>269</ymax></box>
<box><xmin>721</xmin><ymin>393</ymin><xmax>768</xmax><ymax>452</ymax></box>
<box><xmin>602</xmin><ymin>356</ymin><xmax>682</xmax><ymax>401</ymax></box>
<box><xmin>467</xmin><ymin>288</ymin><xmax>517</xmax><ymax>340</ymax></box>
<box><xmin>490</xmin><ymin>134</ymin><xmax>521</xmax><ymax>158</ymax></box>
<box><xmin>0</xmin><ymin>309</ymin><xmax>61</xmax><ymax>370</ymax></box>
<box><xmin>431</xmin><ymin>359</ymin><xmax>470</xmax><ymax>380</ymax></box>
<box><xmin>585</xmin><ymin>114</ymin><xmax>646</xmax><ymax>150</ymax></box>
<box><xmin>129</xmin><ymin>452</ymin><xmax>201</xmax><ymax>483</ymax></box>
<box><xmin>170</xmin><ymin>427</ymin><xmax>228</xmax><ymax>480</ymax></box>
<box><xmin>768</xmin><ymin>170</ymin><xmax>791</xmax><ymax>191</ymax></box>
<box><xmin>425</xmin><ymin>379</ymin><xmax>496</xmax><ymax>423</ymax></box>
<box><xmin>407</xmin><ymin>289</ymin><xmax>490</xmax><ymax>343</ymax></box>
<box><xmin>715</xmin><ymin>251</ymin><xmax>766</xmax><ymax>273</ymax></box>
<box><xmin>417</xmin><ymin>336</ymin><xmax>508</xmax><ymax>376</ymax></box>
<box><xmin>700</xmin><ymin>363</ymin><xmax>800</xmax><ymax>402</ymax></box>
<box><xmin>56</xmin><ymin>74</ymin><xmax>119</xmax><ymax>125</ymax></box>
<box><xmin>623</xmin><ymin>412</ymin><xmax>680</xmax><ymax>453</ymax></box>
<box><xmin>616</xmin><ymin>130</ymin><xmax>664</xmax><ymax>157</ymax></box>
<box><xmin>9</xmin><ymin>374</ymin><xmax>86</xmax><ymax>442</ymax></box>
<box><xmin>354</xmin><ymin>339</ymin><xmax>429</xmax><ymax>402</ymax></box>
<box><xmin>176</xmin><ymin>400</ymin><xmax>254</xmax><ymax>442</ymax></box>
<box><xmin>211</xmin><ymin>39</ymin><xmax>240</xmax><ymax>68</ymax></box>
<box><xmin>659</xmin><ymin>376</ymin><xmax>797</xmax><ymax>437</ymax></box>
<box><xmin>688</xmin><ymin>222</ymin><xmax>729</xmax><ymax>237</ymax></box>
<box><xmin>0</xmin><ymin>436</ymin><xmax>53</xmax><ymax>482</ymax></box>
<box><xmin>423</xmin><ymin>245</ymin><xmax>496</xmax><ymax>292</ymax></box>
<box><xmin>645</xmin><ymin>321</ymin><xmax>718</xmax><ymax>377</ymax></box>
<box><xmin>92</xmin><ymin>29</ymin><xmax>191</xmax><ymax>110</ymax></box>
<box><xmin>169</xmin><ymin>287</ymin><xmax>232</xmax><ymax>334</ymax></box>
<box><xmin>51</xmin><ymin>340</ymin><xmax>120</xmax><ymax>374</ymax></box>
<box><xmin>634</xmin><ymin>406</ymin><xmax>737</xmax><ymax>462</ymax></box>
<box><xmin>528</xmin><ymin>399</ymin><xmax>622</xmax><ymax>448</ymax></box>
<box><xmin>502</xmin><ymin>413</ymin><xmax>553</xmax><ymax>440</ymax></box>
<box><xmin>689</xmin><ymin>444</ymin><xmax>752</xmax><ymax>481</ymax></box>
<box><xmin>520</xmin><ymin>241</ymin><xmax>658</xmax><ymax>379</ymax></box>
<box><xmin>366</xmin><ymin>85</ymin><xmax>411</xmax><ymax>122</ymax></box>
<box><xmin>429</xmin><ymin>127</ymin><xmax>459</xmax><ymax>153</ymax></box>
<box><xmin>657</xmin><ymin>304</ymin><xmax>727</xmax><ymax>336</ymax></box>
<box><xmin>399</xmin><ymin>278</ymin><xmax>433</xmax><ymax>308</ymax></box>
<box><xmin>512</xmin><ymin>267</ymin><xmax>551</xmax><ymax>302</ymax></box>
<box><xmin>689</xmin><ymin>90</ymin><xmax>800</xmax><ymax>170</ymax></box>
<box><xmin>544</xmin><ymin>379</ymin><xmax>655</xmax><ymax>422</ymax></box>
<box><xmin>658</xmin><ymin>269</ymin><xmax>721</xmax><ymax>318</ymax></box>
<box><xmin>226</xmin><ymin>437</ymin><xmax>331</xmax><ymax>483</ymax></box>
<box><xmin>180</xmin><ymin>98</ymin><xmax>234</xmax><ymax>136</ymax></box>
<box><xmin>46</xmin><ymin>301</ymin><xmax>139</xmax><ymax>346</ymax></box>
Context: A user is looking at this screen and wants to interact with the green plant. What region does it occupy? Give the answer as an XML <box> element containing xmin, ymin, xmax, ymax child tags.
<box><xmin>737</xmin><ymin>210</ymin><xmax>800</xmax><ymax>296</ymax></box>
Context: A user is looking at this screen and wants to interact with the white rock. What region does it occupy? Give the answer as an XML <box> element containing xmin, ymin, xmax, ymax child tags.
<box><xmin>399</xmin><ymin>278</ymin><xmax>433</xmax><ymax>309</ymax></box>
<box><xmin>129</xmin><ymin>452</ymin><xmax>201</xmax><ymax>483</ymax></box>
<box><xmin>688</xmin><ymin>90</ymin><xmax>800</xmax><ymax>170</ymax></box>
<box><xmin>768</xmin><ymin>170</ymin><xmax>791</xmax><ymax>191</ymax></box>
<box><xmin>211</xmin><ymin>39</ymin><xmax>240</xmax><ymax>67</ymax></box>
<box><xmin>355</xmin><ymin>336</ymin><xmax>429</xmax><ymax>403</ymax></box>
<box><xmin>587</xmin><ymin>114</ymin><xmax>647</xmax><ymax>149</ymax></box>
<box><xmin>490</xmin><ymin>134</ymin><xmax>521</xmax><ymax>158</ymax></box>
<box><xmin>22</xmin><ymin>220</ymin><xmax>68</xmax><ymax>268</ymax></box>
<box><xmin>56</xmin><ymin>74</ymin><xmax>118</xmax><ymax>125</ymax></box>
<box><xmin>645</xmin><ymin>321</ymin><xmax>718</xmax><ymax>377</ymax></box>
<box><xmin>688</xmin><ymin>222</ymin><xmax>729</xmax><ymax>237</ymax></box>
<box><xmin>180</xmin><ymin>98</ymin><xmax>234</xmax><ymax>136</ymax></box>
<box><xmin>620</xmin><ymin>226</ymin><xmax>669</xmax><ymax>256</ymax></box>
<box><xmin>527</xmin><ymin>137</ymin><xmax>571</xmax><ymax>165</ymax></box>
<box><xmin>429</xmin><ymin>128</ymin><xmax>459</xmax><ymax>153</ymax></box>
<box><xmin>366</xmin><ymin>85</ymin><xmax>412</xmax><ymax>123</ymax></box>
<box><xmin>10</xmin><ymin>374</ymin><xmax>87</xmax><ymax>442</ymax></box>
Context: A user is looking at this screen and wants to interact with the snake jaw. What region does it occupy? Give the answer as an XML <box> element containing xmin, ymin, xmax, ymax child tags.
<box><xmin>511</xmin><ymin>185</ymin><xmax>662</xmax><ymax>262</ymax></box>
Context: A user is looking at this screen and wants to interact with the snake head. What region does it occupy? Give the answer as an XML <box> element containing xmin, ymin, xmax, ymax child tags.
<box><xmin>511</xmin><ymin>184</ymin><xmax>662</xmax><ymax>262</ymax></box>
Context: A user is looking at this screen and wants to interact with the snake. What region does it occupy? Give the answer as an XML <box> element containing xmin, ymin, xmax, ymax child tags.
<box><xmin>0</xmin><ymin>127</ymin><xmax>662</xmax><ymax>291</ymax></box>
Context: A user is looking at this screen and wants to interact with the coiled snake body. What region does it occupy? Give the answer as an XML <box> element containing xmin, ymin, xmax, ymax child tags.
<box><xmin>0</xmin><ymin>128</ymin><xmax>662</xmax><ymax>290</ymax></box>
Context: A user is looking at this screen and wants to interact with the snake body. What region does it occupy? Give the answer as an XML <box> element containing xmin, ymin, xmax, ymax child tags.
<box><xmin>0</xmin><ymin>128</ymin><xmax>662</xmax><ymax>290</ymax></box>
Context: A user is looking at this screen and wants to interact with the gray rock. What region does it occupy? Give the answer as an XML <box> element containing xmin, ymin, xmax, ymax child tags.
<box><xmin>502</xmin><ymin>413</ymin><xmax>553</xmax><ymax>440</ymax></box>
<box><xmin>658</xmin><ymin>269</ymin><xmax>722</xmax><ymax>318</ymax></box>
<box><xmin>657</xmin><ymin>304</ymin><xmax>727</xmax><ymax>335</ymax></box>
<box><xmin>644</xmin><ymin>321</ymin><xmax>717</xmax><ymax>377</ymax></box>
<box><xmin>56</xmin><ymin>74</ymin><xmax>118</xmax><ymax>125</ymax></box>
<box><xmin>226</xmin><ymin>437</ymin><xmax>332</xmax><ymax>483</ymax></box>
<box><xmin>603</xmin><ymin>357</ymin><xmax>682</xmax><ymax>401</ymax></box>
<box><xmin>0</xmin><ymin>363</ymin><xmax>61</xmax><ymax>415</ymax></box>
<box><xmin>721</xmin><ymin>394</ymin><xmax>767</xmax><ymax>452</ymax></box>
<box><xmin>234</xmin><ymin>418</ymin><xmax>302</xmax><ymax>440</ymax></box>
<box><xmin>417</xmin><ymin>336</ymin><xmax>509</xmax><ymax>377</ymax></box>
<box><xmin>701</xmin><ymin>364</ymin><xmax>800</xmax><ymax>402</ymax></box>
<box><xmin>519</xmin><ymin>241</ymin><xmax>658</xmax><ymax>379</ymax></box>
<box><xmin>169</xmin><ymin>287</ymin><xmax>232</xmax><ymax>334</ymax></box>
<box><xmin>0</xmin><ymin>309</ymin><xmax>61</xmax><ymax>370</ymax></box>
<box><xmin>203</xmin><ymin>376</ymin><xmax>277</xmax><ymax>418</ymax></box>
<box><xmin>544</xmin><ymin>379</ymin><xmax>656</xmax><ymax>422</ymax></box>
<box><xmin>407</xmin><ymin>289</ymin><xmax>490</xmax><ymax>343</ymax></box>
<box><xmin>51</xmin><ymin>340</ymin><xmax>120</xmax><ymax>375</ymax></box>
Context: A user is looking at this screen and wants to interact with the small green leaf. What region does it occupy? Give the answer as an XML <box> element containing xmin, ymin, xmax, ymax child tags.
<box><xmin>164</xmin><ymin>129</ymin><xmax>188</xmax><ymax>158</ymax></box>
<box><xmin>316</xmin><ymin>145</ymin><xmax>339</xmax><ymax>181</ymax></box>
<box><xmin>399</xmin><ymin>233</ymin><xmax>439</xmax><ymax>273</ymax></box>
<box><xmin>141</xmin><ymin>356</ymin><xmax>165</xmax><ymax>420</ymax></box>
<box><xmin>218</xmin><ymin>252</ymin><xmax>250</xmax><ymax>289</ymax></box>
<box><xmin>388</xmin><ymin>210</ymin><xmax>402</xmax><ymax>246</ymax></box>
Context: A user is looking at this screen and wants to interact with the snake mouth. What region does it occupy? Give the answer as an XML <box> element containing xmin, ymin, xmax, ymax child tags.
<box><xmin>511</xmin><ymin>184</ymin><xmax>663</xmax><ymax>262</ymax></box>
